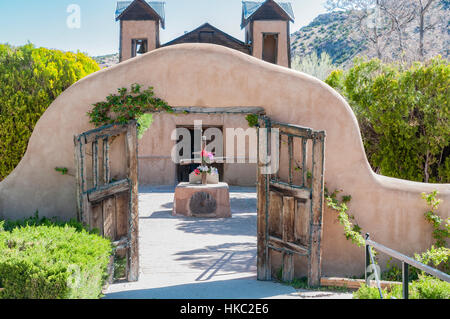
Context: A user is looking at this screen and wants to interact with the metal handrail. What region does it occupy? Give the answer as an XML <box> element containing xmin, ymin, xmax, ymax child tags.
<box><xmin>365</xmin><ymin>233</ymin><xmax>450</xmax><ymax>299</ymax></box>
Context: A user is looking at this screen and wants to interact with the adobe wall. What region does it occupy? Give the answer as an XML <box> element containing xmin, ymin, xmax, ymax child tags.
<box><xmin>0</xmin><ymin>44</ymin><xmax>448</xmax><ymax>277</ymax></box>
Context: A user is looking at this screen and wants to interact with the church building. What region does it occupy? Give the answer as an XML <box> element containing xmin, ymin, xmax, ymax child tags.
<box><xmin>116</xmin><ymin>0</ymin><xmax>295</xmax><ymax>67</ymax></box>
<box><xmin>114</xmin><ymin>0</ymin><xmax>295</xmax><ymax>186</ymax></box>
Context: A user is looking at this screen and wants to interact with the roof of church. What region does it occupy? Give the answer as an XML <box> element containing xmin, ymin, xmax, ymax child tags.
<box><xmin>116</xmin><ymin>1</ymin><xmax>165</xmax><ymax>25</ymax></box>
<box><xmin>162</xmin><ymin>22</ymin><xmax>251</xmax><ymax>55</ymax></box>
<box><xmin>242</xmin><ymin>1</ymin><xmax>294</xmax><ymax>27</ymax></box>
<box><xmin>163</xmin><ymin>22</ymin><xmax>246</xmax><ymax>47</ymax></box>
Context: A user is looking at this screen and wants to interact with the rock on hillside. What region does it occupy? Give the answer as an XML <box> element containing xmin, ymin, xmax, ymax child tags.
<box><xmin>291</xmin><ymin>11</ymin><xmax>366</xmax><ymax>67</ymax></box>
<box><xmin>291</xmin><ymin>2</ymin><xmax>449</xmax><ymax>67</ymax></box>
<box><xmin>93</xmin><ymin>53</ymin><xmax>119</xmax><ymax>68</ymax></box>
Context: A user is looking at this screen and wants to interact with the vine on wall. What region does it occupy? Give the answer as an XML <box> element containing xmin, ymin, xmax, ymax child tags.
<box><xmin>421</xmin><ymin>190</ymin><xmax>450</xmax><ymax>248</ymax></box>
<box><xmin>325</xmin><ymin>188</ymin><xmax>365</xmax><ymax>247</ymax></box>
<box><xmin>87</xmin><ymin>83</ymin><xmax>172</xmax><ymax>138</ymax></box>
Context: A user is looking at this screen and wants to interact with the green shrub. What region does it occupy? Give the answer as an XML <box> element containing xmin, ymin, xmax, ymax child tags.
<box><xmin>415</xmin><ymin>246</ymin><xmax>450</xmax><ymax>275</ymax></box>
<box><xmin>353</xmin><ymin>275</ymin><xmax>450</xmax><ymax>299</ymax></box>
<box><xmin>353</xmin><ymin>283</ymin><xmax>389</xmax><ymax>299</ymax></box>
<box><xmin>326</xmin><ymin>56</ymin><xmax>450</xmax><ymax>183</ymax></box>
<box><xmin>0</xmin><ymin>43</ymin><xmax>99</xmax><ymax>181</ymax></box>
<box><xmin>0</xmin><ymin>211</ymin><xmax>89</xmax><ymax>233</ymax></box>
<box><xmin>0</xmin><ymin>223</ymin><xmax>112</xmax><ymax>299</ymax></box>
<box><xmin>292</xmin><ymin>52</ymin><xmax>337</xmax><ymax>81</ymax></box>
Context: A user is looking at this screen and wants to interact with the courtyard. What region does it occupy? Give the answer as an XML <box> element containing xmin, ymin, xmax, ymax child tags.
<box><xmin>104</xmin><ymin>186</ymin><xmax>352</xmax><ymax>299</ymax></box>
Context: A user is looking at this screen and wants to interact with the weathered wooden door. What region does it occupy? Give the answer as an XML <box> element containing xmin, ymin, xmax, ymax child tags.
<box><xmin>257</xmin><ymin>116</ymin><xmax>325</xmax><ymax>287</ymax></box>
<box><xmin>74</xmin><ymin>121</ymin><xmax>139</xmax><ymax>282</ymax></box>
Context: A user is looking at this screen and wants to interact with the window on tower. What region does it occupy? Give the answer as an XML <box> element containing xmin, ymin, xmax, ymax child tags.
<box><xmin>262</xmin><ymin>33</ymin><xmax>278</xmax><ymax>64</ymax></box>
<box><xmin>131</xmin><ymin>39</ymin><xmax>148</xmax><ymax>57</ymax></box>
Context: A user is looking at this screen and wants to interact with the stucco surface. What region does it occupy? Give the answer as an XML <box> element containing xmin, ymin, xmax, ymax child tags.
<box><xmin>252</xmin><ymin>20</ymin><xmax>289</xmax><ymax>67</ymax></box>
<box><xmin>121</xmin><ymin>20</ymin><xmax>158</xmax><ymax>61</ymax></box>
<box><xmin>138</xmin><ymin>112</ymin><xmax>257</xmax><ymax>186</ymax></box>
<box><xmin>0</xmin><ymin>43</ymin><xmax>448</xmax><ymax>276</ymax></box>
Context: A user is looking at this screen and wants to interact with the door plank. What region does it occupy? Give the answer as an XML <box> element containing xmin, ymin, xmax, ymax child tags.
<box><xmin>268</xmin><ymin>191</ymin><xmax>283</xmax><ymax>238</ymax></box>
<box><xmin>90</xmin><ymin>202</ymin><xmax>104</xmax><ymax>236</ymax></box>
<box><xmin>282</xmin><ymin>196</ymin><xmax>295</xmax><ymax>243</ymax></box>
<box><xmin>103</xmin><ymin>196</ymin><xmax>116</xmax><ymax>240</ymax></box>
<box><xmin>294</xmin><ymin>199</ymin><xmax>310</xmax><ymax>246</ymax></box>
<box><xmin>282</xmin><ymin>253</ymin><xmax>294</xmax><ymax>282</ymax></box>
<box><xmin>115</xmin><ymin>192</ymin><xmax>129</xmax><ymax>239</ymax></box>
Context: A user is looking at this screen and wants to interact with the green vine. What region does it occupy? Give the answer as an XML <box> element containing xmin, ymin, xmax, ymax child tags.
<box><xmin>325</xmin><ymin>188</ymin><xmax>365</xmax><ymax>247</ymax></box>
<box><xmin>245</xmin><ymin>114</ymin><xmax>259</xmax><ymax>128</ymax></box>
<box><xmin>55</xmin><ymin>167</ymin><xmax>68</xmax><ymax>175</ymax></box>
<box><xmin>87</xmin><ymin>83</ymin><xmax>172</xmax><ymax>138</ymax></box>
<box><xmin>422</xmin><ymin>190</ymin><xmax>449</xmax><ymax>248</ymax></box>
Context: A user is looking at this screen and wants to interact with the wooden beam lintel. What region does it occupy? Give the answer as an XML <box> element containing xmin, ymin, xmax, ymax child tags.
<box><xmin>87</xmin><ymin>179</ymin><xmax>130</xmax><ymax>203</ymax></box>
<box><xmin>268</xmin><ymin>236</ymin><xmax>309</xmax><ymax>256</ymax></box>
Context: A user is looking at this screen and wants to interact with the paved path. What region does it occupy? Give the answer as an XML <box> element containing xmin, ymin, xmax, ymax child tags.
<box><xmin>104</xmin><ymin>186</ymin><xmax>352</xmax><ymax>299</ymax></box>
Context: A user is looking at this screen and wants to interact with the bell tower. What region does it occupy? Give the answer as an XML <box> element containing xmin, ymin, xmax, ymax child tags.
<box><xmin>241</xmin><ymin>0</ymin><xmax>294</xmax><ymax>68</ymax></box>
<box><xmin>116</xmin><ymin>0</ymin><xmax>165</xmax><ymax>62</ymax></box>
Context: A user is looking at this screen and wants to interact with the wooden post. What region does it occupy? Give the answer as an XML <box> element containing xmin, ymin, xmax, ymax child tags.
<box><xmin>288</xmin><ymin>136</ymin><xmax>294</xmax><ymax>185</ymax></box>
<box><xmin>103</xmin><ymin>137</ymin><xmax>110</xmax><ymax>184</ymax></box>
<box><xmin>74</xmin><ymin>136</ymin><xmax>89</xmax><ymax>224</ymax></box>
<box><xmin>257</xmin><ymin>119</ymin><xmax>270</xmax><ymax>281</ymax></box>
<box><xmin>74</xmin><ymin>136</ymin><xmax>83</xmax><ymax>222</ymax></box>
<box><xmin>308</xmin><ymin>132</ymin><xmax>325</xmax><ymax>287</ymax></box>
<box><xmin>301</xmin><ymin>138</ymin><xmax>307</xmax><ymax>187</ymax></box>
<box><xmin>92</xmin><ymin>140</ymin><xmax>99</xmax><ymax>189</ymax></box>
<box><xmin>126</xmin><ymin>121</ymin><xmax>139</xmax><ymax>282</ymax></box>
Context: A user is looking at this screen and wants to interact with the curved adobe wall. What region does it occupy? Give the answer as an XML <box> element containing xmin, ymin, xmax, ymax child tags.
<box><xmin>0</xmin><ymin>44</ymin><xmax>448</xmax><ymax>276</ymax></box>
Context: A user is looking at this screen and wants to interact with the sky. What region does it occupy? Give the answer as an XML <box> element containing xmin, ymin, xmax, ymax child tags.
<box><xmin>0</xmin><ymin>0</ymin><xmax>328</xmax><ymax>56</ymax></box>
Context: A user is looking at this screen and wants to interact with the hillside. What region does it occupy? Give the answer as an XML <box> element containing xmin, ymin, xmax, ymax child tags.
<box><xmin>290</xmin><ymin>11</ymin><xmax>366</xmax><ymax>66</ymax></box>
<box><xmin>93</xmin><ymin>53</ymin><xmax>119</xmax><ymax>68</ymax></box>
<box><xmin>291</xmin><ymin>3</ymin><xmax>449</xmax><ymax>67</ymax></box>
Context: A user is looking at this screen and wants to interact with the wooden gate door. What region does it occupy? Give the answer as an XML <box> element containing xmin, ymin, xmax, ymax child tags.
<box><xmin>74</xmin><ymin>121</ymin><xmax>139</xmax><ymax>282</ymax></box>
<box><xmin>257</xmin><ymin>117</ymin><xmax>325</xmax><ymax>287</ymax></box>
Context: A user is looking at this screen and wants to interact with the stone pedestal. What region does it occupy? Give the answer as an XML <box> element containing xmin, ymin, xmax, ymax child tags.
<box><xmin>173</xmin><ymin>182</ymin><xmax>231</xmax><ymax>218</ymax></box>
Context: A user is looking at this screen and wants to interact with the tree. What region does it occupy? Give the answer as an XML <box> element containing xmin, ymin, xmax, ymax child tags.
<box><xmin>0</xmin><ymin>43</ymin><xmax>99</xmax><ymax>181</ymax></box>
<box><xmin>325</xmin><ymin>0</ymin><xmax>390</xmax><ymax>60</ymax></box>
<box><xmin>292</xmin><ymin>52</ymin><xmax>337</xmax><ymax>80</ymax></box>
<box><xmin>326</xmin><ymin>56</ymin><xmax>450</xmax><ymax>183</ymax></box>
<box><xmin>325</xmin><ymin>0</ymin><xmax>449</xmax><ymax>62</ymax></box>
<box><xmin>378</xmin><ymin>0</ymin><xmax>417</xmax><ymax>61</ymax></box>
<box><xmin>414</xmin><ymin>0</ymin><xmax>441</xmax><ymax>60</ymax></box>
